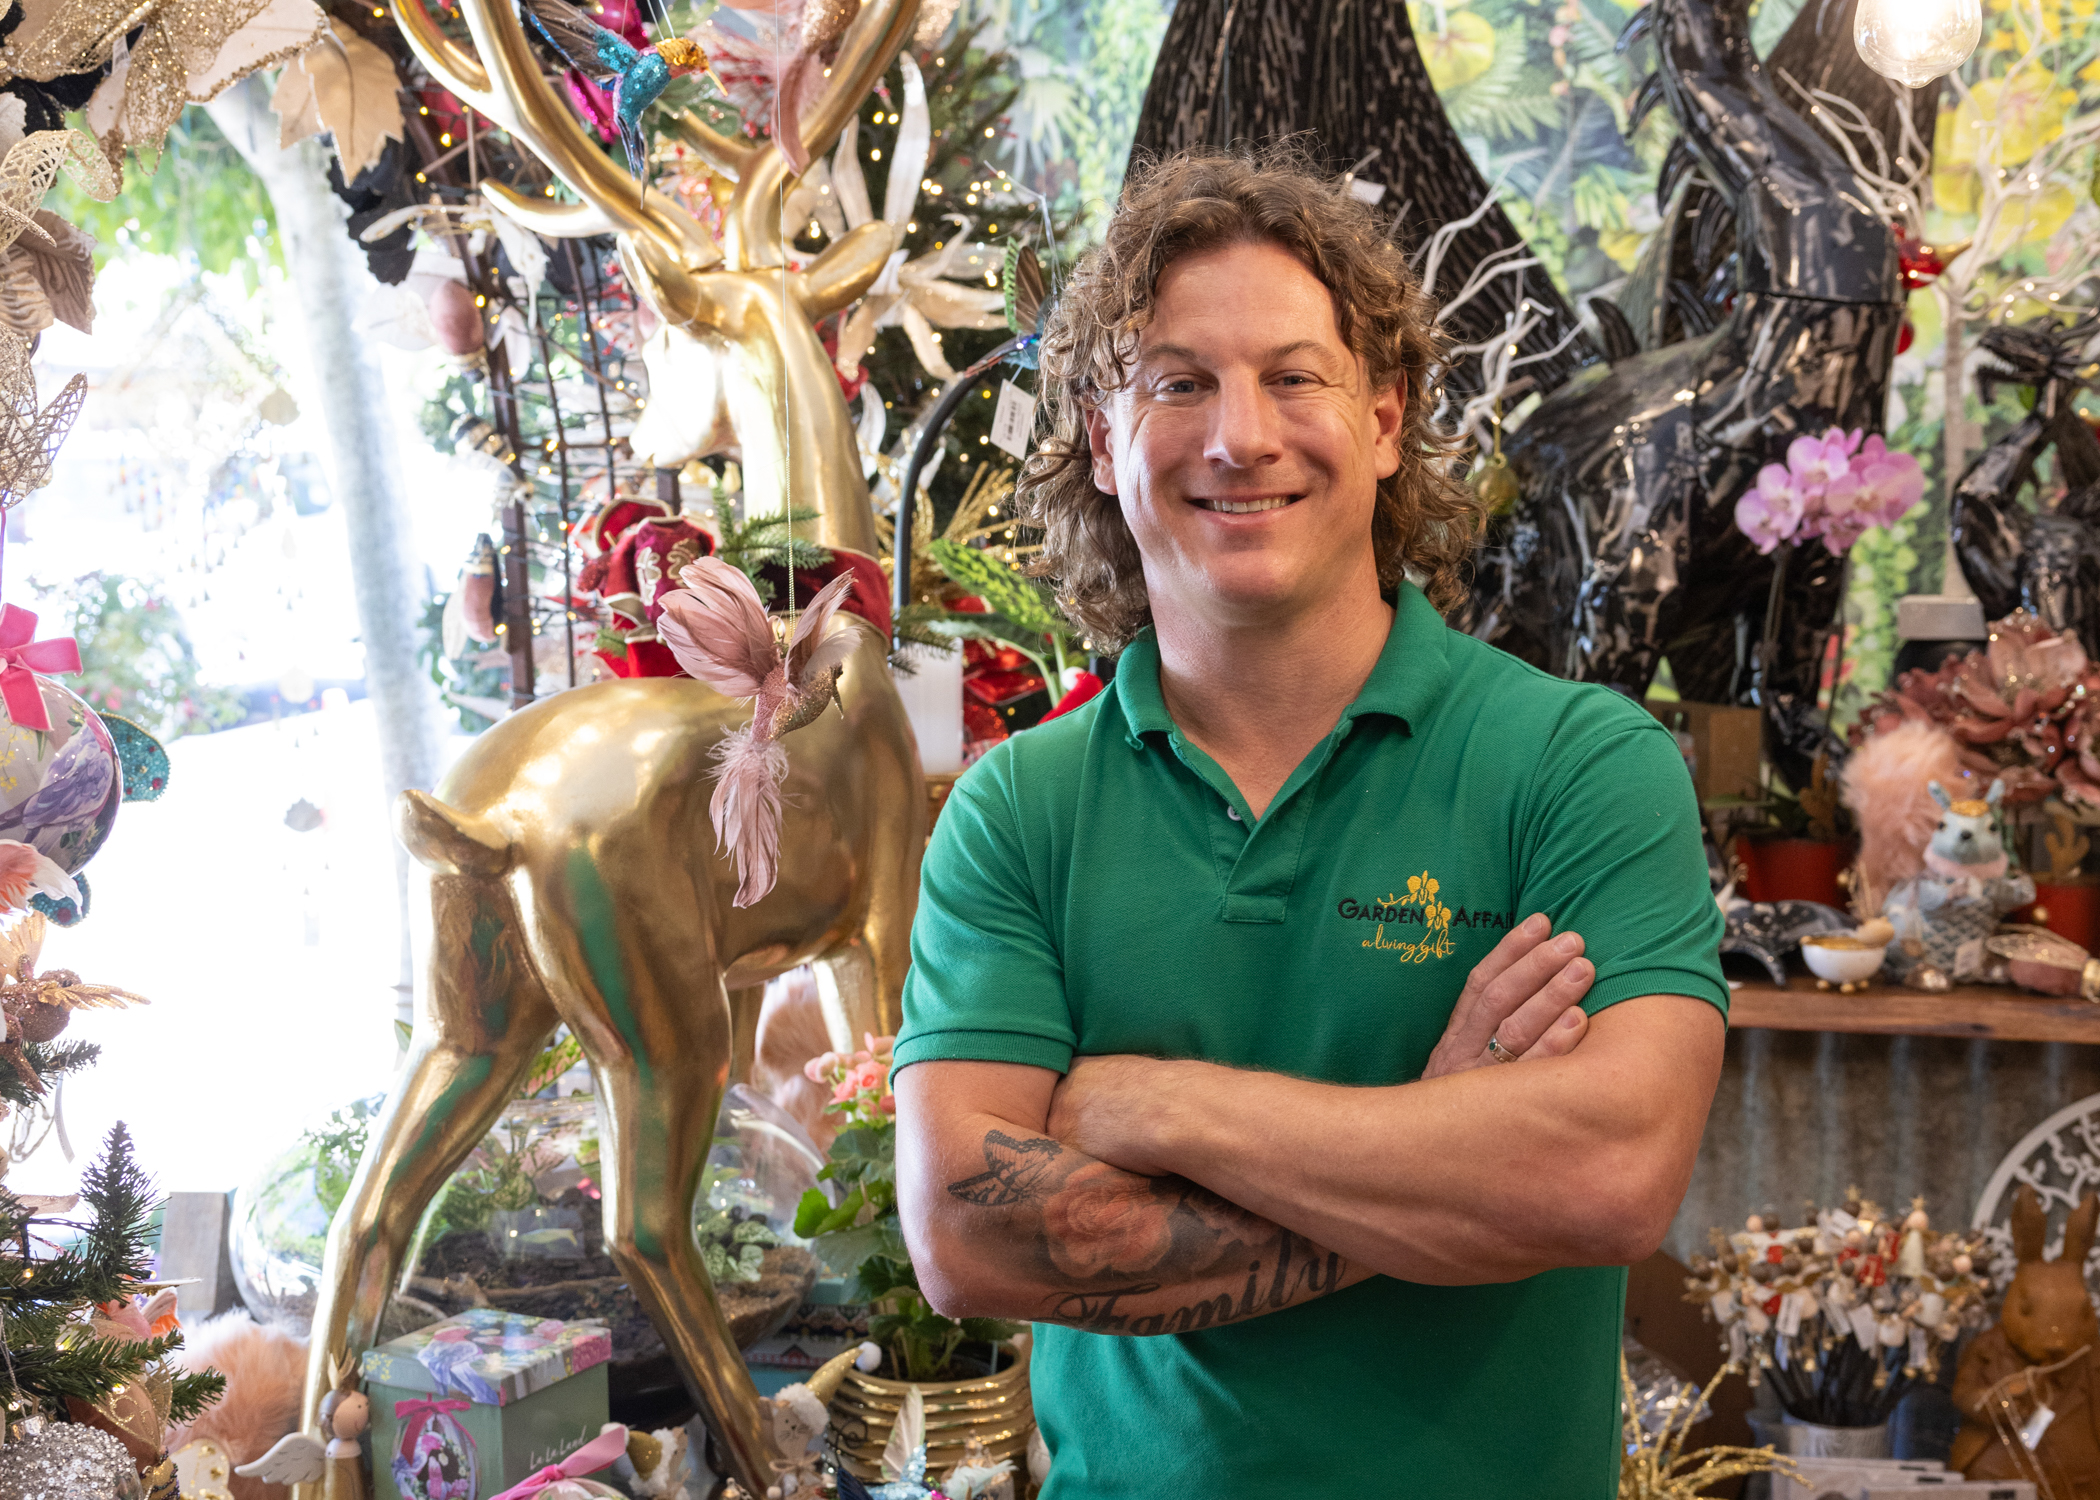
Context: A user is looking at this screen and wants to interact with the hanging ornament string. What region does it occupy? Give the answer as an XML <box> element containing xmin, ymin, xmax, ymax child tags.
<box><xmin>1982</xmin><ymin>1343</ymin><xmax>2089</xmax><ymax>1500</ymax></box>
<box><xmin>777</xmin><ymin>0</ymin><xmax>796</xmax><ymax>640</ymax></box>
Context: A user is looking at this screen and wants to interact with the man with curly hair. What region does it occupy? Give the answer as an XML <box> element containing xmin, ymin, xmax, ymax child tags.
<box><xmin>892</xmin><ymin>150</ymin><xmax>1726</xmax><ymax>1496</ymax></box>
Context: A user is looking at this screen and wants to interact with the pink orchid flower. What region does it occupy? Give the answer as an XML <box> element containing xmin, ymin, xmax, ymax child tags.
<box><xmin>1737</xmin><ymin>464</ymin><xmax>1806</xmax><ymax>553</ymax></box>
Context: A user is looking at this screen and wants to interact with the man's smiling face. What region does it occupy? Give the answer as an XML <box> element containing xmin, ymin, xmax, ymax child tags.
<box><xmin>1083</xmin><ymin>238</ymin><xmax>1405</xmax><ymax>631</ymax></box>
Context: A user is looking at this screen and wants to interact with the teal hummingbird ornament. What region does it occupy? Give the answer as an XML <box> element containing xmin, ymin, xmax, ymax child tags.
<box><xmin>518</xmin><ymin>0</ymin><xmax>712</xmax><ymax>180</ymax></box>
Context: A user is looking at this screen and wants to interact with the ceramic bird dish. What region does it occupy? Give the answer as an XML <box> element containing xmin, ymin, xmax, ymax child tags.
<box><xmin>1802</xmin><ymin>929</ymin><xmax>1890</xmax><ymax>991</ymax></box>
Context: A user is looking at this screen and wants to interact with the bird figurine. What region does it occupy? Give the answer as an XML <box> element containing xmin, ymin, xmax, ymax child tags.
<box><xmin>517</xmin><ymin>0</ymin><xmax>715</xmax><ymax>181</ymax></box>
<box><xmin>0</xmin><ymin>911</ymin><xmax>145</xmax><ymax>1096</ymax></box>
<box><xmin>654</xmin><ymin>558</ymin><xmax>862</xmax><ymax>908</ymax></box>
<box><xmin>236</xmin><ymin>1351</ymin><xmax>371</xmax><ymax>1500</ymax></box>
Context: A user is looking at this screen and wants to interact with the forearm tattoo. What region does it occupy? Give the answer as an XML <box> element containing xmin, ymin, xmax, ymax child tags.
<box><xmin>945</xmin><ymin>1130</ymin><xmax>1348</xmax><ymax>1335</ymax></box>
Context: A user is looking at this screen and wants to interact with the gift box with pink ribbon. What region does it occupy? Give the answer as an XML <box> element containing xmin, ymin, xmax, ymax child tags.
<box><xmin>363</xmin><ymin>1309</ymin><xmax>612</xmax><ymax>1500</ymax></box>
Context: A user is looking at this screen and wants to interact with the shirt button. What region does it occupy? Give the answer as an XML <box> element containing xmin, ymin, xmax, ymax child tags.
<box><xmin>1227</xmin><ymin>805</ymin><xmax>1241</xmax><ymax>821</ymax></box>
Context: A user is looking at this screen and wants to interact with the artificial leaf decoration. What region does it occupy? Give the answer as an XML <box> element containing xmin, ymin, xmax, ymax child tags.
<box><xmin>12</xmin><ymin>208</ymin><xmax>97</xmax><ymax>333</ymax></box>
<box><xmin>928</xmin><ymin>538</ymin><xmax>1064</xmax><ymax>636</ymax></box>
<box><xmin>71</xmin><ymin>0</ymin><xmax>277</xmax><ymax>168</ymax></box>
<box><xmin>1002</xmin><ymin>241</ymin><xmax>1044</xmax><ymax>337</ymax></box>
<box><xmin>0</xmin><ymin>357</ymin><xmax>83</xmax><ymax>504</ymax></box>
<box><xmin>0</xmin><ymin>254</ymin><xmax>49</xmax><ymax>336</ymax></box>
<box><xmin>480</xmin><ymin>194</ymin><xmax>548</xmax><ymax>324</ymax></box>
<box><xmin>269</xmin><ymin>48</ymin><xmax>324</xmax><ymax>148</ymax></box>
<box><xmin>188</xmin><ymin>0</ymin><xmax>327</xmax><ymax>101</ymax></box>
<box><xmin>278</xmin><ymin>25</ymin><xmax>404</xmax><ymax>181</ymax></box>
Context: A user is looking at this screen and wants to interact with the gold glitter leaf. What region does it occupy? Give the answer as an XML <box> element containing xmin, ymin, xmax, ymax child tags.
<box><xmin>187</xmin><ymin>0</ymin><xmax>324</xmax><ymax>100</ymax></box>
<box><xmin>67</xmin><ymin>0</ymin><xmax>278</xmax><ymax>167</ymax></box>
<box><xmin>0</xmin><ymin>328</ymin><xmax>86</xmax><ymax>507</ymax></box>
<box><xmin>0</xmin><ymin>131</ymin><xmax>96</xmax><ymax>257</ymax></box>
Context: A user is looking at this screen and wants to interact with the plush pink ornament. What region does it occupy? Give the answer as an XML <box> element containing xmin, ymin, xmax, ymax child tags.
<box><xmin>166</xmin><ymin>1311</ymin><xmax>310</xmax><ymax>1500</ymax></box>
<box><xmin>1841</xmin><ymin>720</ymin><xmax>1984</xmax><ymax>914</ymax></box>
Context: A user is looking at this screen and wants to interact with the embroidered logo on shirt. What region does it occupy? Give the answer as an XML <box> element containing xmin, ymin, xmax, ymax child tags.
<box><xmin>1336</xmin><ymin>870</ymin><xmax>1515</xmax><ymax>962</ymax></box>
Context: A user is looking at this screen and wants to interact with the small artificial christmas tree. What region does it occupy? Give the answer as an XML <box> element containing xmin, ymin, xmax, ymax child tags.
<box><xmin>0</xmin><ymin>1123</ymin><xmax>225</xmax><ymax>1494</ymax></box>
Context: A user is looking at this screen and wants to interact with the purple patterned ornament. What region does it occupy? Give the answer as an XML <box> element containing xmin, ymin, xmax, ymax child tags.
<box><xmin>0</xmin><ymin>674</ymin><xmax>120</xmax><ymax>875</ymax></box>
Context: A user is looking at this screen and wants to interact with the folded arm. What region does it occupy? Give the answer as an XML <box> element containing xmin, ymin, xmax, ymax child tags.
<box><xmin>895</xmin><ymin>917</ymin><xmax>1605</xmax><ymax>1329</ymax></box>
<box><xmin>1048</xmin><ymin>992</ymin><xmax>1725</xmax><ymax>1285</ymax></box>
<box><xmin>894</xmin><ymin>1061</ymin><xmax>1373</xmax><ymax>1333</ymax></box>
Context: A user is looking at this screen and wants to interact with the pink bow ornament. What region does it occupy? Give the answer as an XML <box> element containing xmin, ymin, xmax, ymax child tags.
<box><xmin>489</xmin><ymin>1425</ymin><xmax>631</xmax><ymax>1500</ymax></box>
<box><xmin>0</xmin><ymin>604</ymin><xmax>80</xmax><ymax>733</ymax></box>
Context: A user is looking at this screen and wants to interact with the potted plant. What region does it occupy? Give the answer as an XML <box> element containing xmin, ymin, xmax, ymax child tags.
<box><xmin>2025</xmin><ymin>800</ymin><xmax>2100</xmax><ymax>952</ymax></box>
<box><xmin>1734</xmin><ymin>751</ymin><xmax>1857</xmax><ymax>908</ymax></box>
<box><xmin>795</xmin><ymin>1036</ymin><xmax>1035</xmax><ymax>1479</ymax></box>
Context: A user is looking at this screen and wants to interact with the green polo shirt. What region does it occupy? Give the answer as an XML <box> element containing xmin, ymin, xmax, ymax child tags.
<box><xmin>895</xmin><ymin>582</ymin><xmax>1727</xmax><ymax>1499</ymax></box>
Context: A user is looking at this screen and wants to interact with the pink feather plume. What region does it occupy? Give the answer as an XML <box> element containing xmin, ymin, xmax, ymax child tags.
<box><xmin>1841</xmin><ymin>720</ymin><xmax>1987</xmax><ymax>914</ymax></box>
<box><xmin>657</xmin><ymin>557</ymin><xmax>777</xmax><ymax>696</ymax></box>
<box><xmin>712</xmin><ymin>726</ymin><xmax>790</xmax><ymax>907</ymax></box>
<box><xmin>788</xmin><ymin>571</ymin><xmax>858</xmax><ymax>680</ymax></box>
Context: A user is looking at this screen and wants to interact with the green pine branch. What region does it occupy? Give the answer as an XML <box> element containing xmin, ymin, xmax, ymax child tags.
<box><xmin>0</xmin><ymin>1039</ymin><xmax>101</xmax><ymax>1113</ymax></box>
<box><xmin>76</xmin><ymin>1124</ymin><xmax>157</xmax><ymax>1294</ymax></box>
<box><xmin>715</xmin><ymin>507</ymin><xmax>836</xmax><ymax>606</ymax></box>
<box><xmin>0</xmin><ymin>1125</ymin><xmax>224</xmax><ymax>1424</ymax></box>
<box><xmin>169</xmin><ymin>1366</ymin><xmax>229</xmax><ymax>1425</ymax></box>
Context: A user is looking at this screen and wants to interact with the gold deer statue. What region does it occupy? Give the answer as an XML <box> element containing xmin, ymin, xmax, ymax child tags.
<box><xmin>292</xmin><ymin>2</ymin><xmax>929</xmax><ymax>1493</ymax></box>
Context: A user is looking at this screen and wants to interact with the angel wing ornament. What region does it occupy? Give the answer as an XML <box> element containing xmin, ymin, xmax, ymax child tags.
<box><xmin>235</xmin><ymin>1431</ymin><xmax>328</xmax><ymax>1487</ymax></box>
<box><xmin>654</xmin><ymin>559</ymin><xmax>860</xmax><ymax>907</ymax></box>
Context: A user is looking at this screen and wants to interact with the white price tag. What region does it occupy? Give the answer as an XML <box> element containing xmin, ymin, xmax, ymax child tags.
<box><xmin>990</xmin><ymin>379</ymin><xmax>1036</xmax><ymax>459</ymax></box>
<box><xmin>2021</xmin><ymin>1403</ymin><xmax>2057</xmax><ymax>1451</ymax></box>
<box><xmin>1847</xmin><ymin>1302</ymin><xmax>1880</xmax><ymax>1350</ymax></box>
<box><xmin>1776</xmin><ymin>1292</ymin><xmax>1802</xmax><ymax>1338</ymax></box>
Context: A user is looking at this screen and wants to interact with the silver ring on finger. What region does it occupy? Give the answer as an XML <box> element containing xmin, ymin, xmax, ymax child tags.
<box><xmin>1486</xmin><ymin>1032</ymin><xmax>1518</xmax><ymax>1064</ymax></box>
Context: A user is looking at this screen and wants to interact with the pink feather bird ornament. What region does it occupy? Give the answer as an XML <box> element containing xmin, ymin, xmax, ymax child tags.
<box><xmin>655</xmin><ymin>557</ymin><xmax>861</xmax><ymax>907</ymax></box>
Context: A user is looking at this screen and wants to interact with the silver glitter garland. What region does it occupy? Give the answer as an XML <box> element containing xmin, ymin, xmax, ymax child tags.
<box><xmin>0</xmin><ymin>1423</ymin><xmax>143</xmax><ymax>1500</ymax></box>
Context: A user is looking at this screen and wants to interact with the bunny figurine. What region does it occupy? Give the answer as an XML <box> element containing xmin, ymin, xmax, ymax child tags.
<box><xmin>1951</xmin><ymin>1185</ymin><xmax>2100</xmax><ymax>1493</ymax></box>
<box><xmin>1882</xmin><ymin>779</ymin><xmax>2034</xmax><ymax>989</ymax></box>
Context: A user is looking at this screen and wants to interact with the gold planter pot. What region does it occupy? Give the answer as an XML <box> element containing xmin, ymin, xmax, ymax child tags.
<box><xmin>827</xmin><ymin>1342</ymin><xmax>1034</xmax><ymax>1479</ymax></box>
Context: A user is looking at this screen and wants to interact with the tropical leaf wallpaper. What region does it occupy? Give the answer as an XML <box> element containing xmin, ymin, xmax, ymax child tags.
<box><xmin>972</xmin><ymin>0</ymin><xmax>2100</xmax><ymax>726</ymax></box>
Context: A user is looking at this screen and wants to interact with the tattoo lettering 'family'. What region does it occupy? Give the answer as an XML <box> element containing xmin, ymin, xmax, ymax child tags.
<box><xmin>943</xmin><ymin>1127</ymin><xmax>1349</xmax><ymax>1337</ymax></box>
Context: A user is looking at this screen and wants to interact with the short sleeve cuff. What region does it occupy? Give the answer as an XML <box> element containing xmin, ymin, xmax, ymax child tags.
<box><xmin>891</xmin><ymin>1028</ymin><xmax>1076</xmax><ymax>1075</ymax></box>
<box><xmin>1584</xmin><ymin>968</ymin><xmax>1731</xmax><ymax>1021</ymax></box>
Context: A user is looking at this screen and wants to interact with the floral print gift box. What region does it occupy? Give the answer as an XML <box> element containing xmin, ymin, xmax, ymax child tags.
<box><xmin>363</xmin><ymin>1309</ymin><xmax>612</xmax><ymax>1500</ymax></box>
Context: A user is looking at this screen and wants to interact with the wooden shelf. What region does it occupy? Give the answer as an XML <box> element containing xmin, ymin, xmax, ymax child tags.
<box><xmin>1729</xmin><ymin>974</ymin><xmax>2100</xmax><ymax>1044</ymax></box>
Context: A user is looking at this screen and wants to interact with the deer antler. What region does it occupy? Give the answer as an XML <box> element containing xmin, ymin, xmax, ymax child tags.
<box><xmin>390</xmin><ymin>0</ymin><xmax>721</xmax><ymax>276</ymax></box>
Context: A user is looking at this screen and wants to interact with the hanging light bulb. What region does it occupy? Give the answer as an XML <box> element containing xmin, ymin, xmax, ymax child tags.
<box><xmin>1854</xmin><ymin>0</ymin><xmax>1981</xmax><ymax>87</ymax></box>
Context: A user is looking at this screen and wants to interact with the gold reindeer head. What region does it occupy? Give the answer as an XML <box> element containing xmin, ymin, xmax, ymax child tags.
<box><xmin>390</xmin><ymin>0</ymin><xmax>919</xmax><ymax>552</ymax></box>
